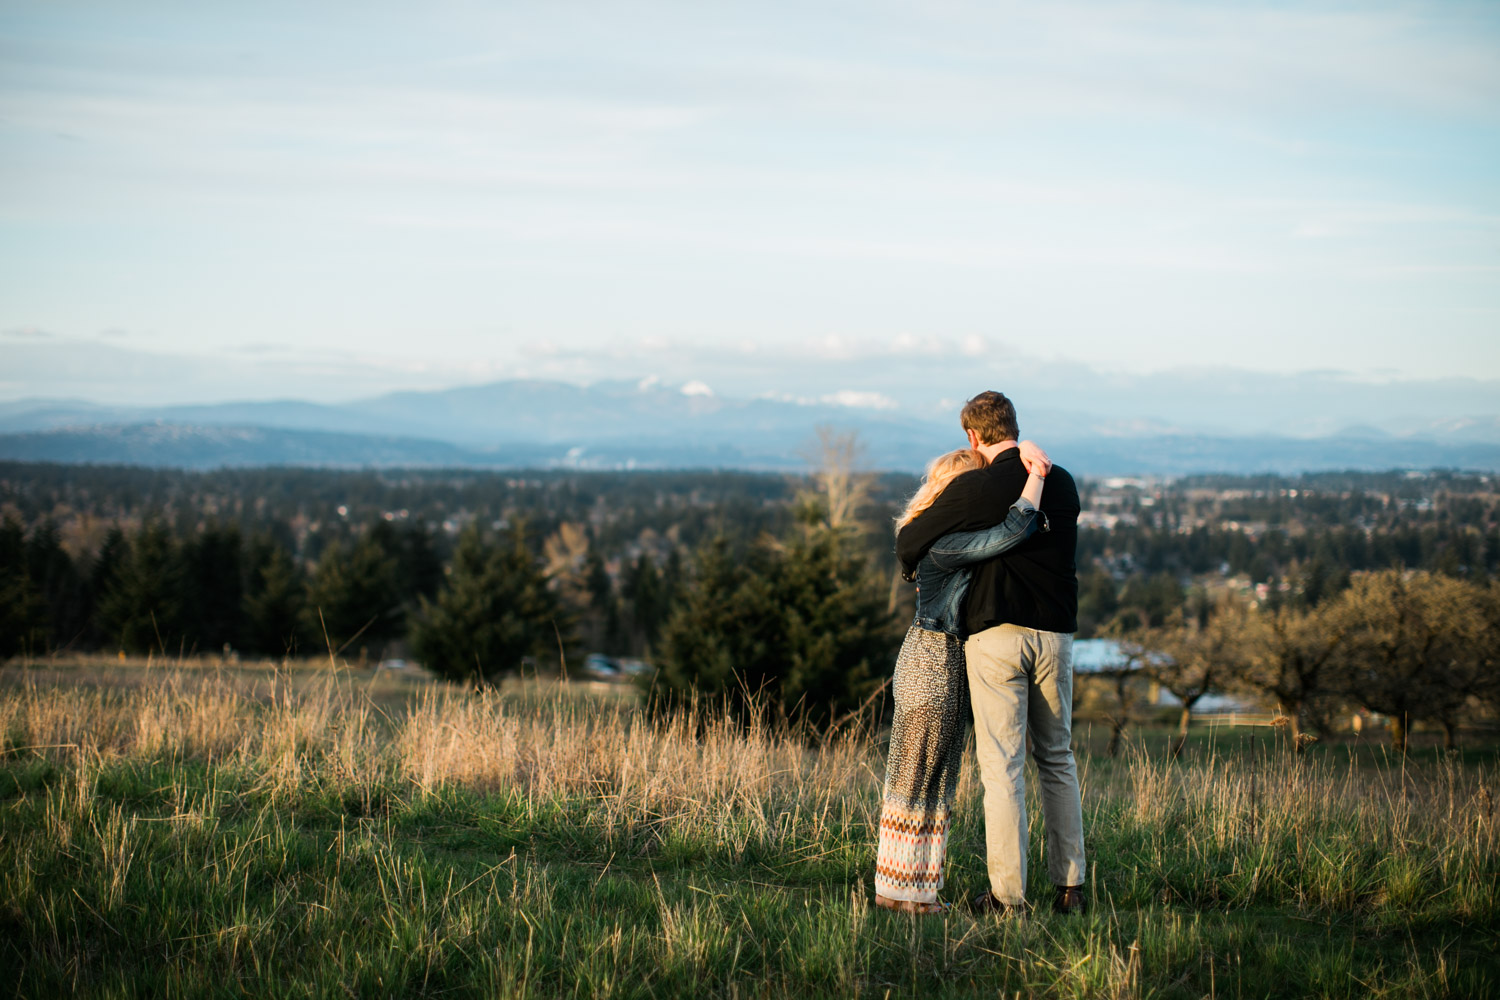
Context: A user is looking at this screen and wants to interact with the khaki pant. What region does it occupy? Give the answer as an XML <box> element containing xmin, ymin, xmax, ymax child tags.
<box><xmin>965</xmin><ymin>624</ymin><xmax>1086</xmax><ymax>903</ymax></box>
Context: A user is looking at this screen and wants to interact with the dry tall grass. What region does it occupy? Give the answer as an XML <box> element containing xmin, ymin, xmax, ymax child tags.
<box><xmin>0</xmin><ymin>662</ymin><xmax>882</xmax><ymax>856</ymax></box>
<box><xmin>3</xmin><ymin>659</ymin><xmax>1494</xmax><ymax>879</ymax></box>
<box><xmin>3</xmin><ymin>659</ymin><xmax>1496</xmax><ymax>998</ymax></box>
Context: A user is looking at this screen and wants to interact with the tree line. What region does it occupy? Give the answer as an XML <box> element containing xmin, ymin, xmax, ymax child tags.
<box><xmin>0</xmin><ymin>515</ymin><xmax>683</xmax><ymax>671</ymax></box>
<box><xmin>5</xmin><ymin>464</ymin><xmax>1496</xmax><ymax>613</ymax></box>
<box><xmin>3</xmin><ymin>461</ymin><xmax>1497</xmax><ymax>740</ymax></box>
<box><xmin>0</xmin><ymin>446</ymin><xmax>901</xmax><ymax>727</ymax></box>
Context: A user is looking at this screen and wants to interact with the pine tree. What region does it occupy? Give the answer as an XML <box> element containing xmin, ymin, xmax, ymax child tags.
<box><xmin>243</xmin><ymin>544</ymin><xmax>310</xmax><ymax>657</ymax></box>
<box><xmin>652</xmin><ymin>528</ymin><xmax>896</xmax><ymax>728</ymax></box>
<box><xmin>83</xmin><ymin>526</ymin><xmax>129</xmax><ymax>648</ymax></box>
<box><xmin>97</xmin><ymin>522</ymin><xmax>186</xmax><ymax>654</ymax></box>
<box><xmin>181</xmin><ymin>523</ymin><xmax>245</xmax><ymax>652</ymax></box>
<box><xmin>25</xmin><ymin>521</ymin><xmax>85</xmax><ymax>652</ymax></box>
<box><xmin>774</xmin><ymin>527</ymin><xmax>892</xmax><ymax>727</ymax></box>
<box><xmin>410</xmin><ymin>524</ymin><xmax>565</xmax><ymax>682</ymax></box>
<box><xmin>624</xmin><ymin>554</ymin><xmax>665</xmax><ymax>651</ymax></box>
<box><xmin>369</xmin><ymin>521</ymin><xmax>445</xmax><ymax>607</ymax></box>
<box><xmin>579</xmin><ymin>546</ymin><xmax>617</xmax><ymax>652</ymax></box>
<box><xmin>303</xmin><ymin>531</ymin><xmax>402</xmax><ymax>656</ymax></box>
<box><xmin>0</xmin><ymin>517</ymin><xmax>48</xmax><ymax>659</ymax></box>
<box><xmin>653</xmin><ymin>538</ymin><xmax>759</xmax><ymax>707</ymax></box>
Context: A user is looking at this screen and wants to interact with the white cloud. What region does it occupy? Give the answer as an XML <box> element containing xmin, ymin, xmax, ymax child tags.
<box><xmin>822</xmin><ymin>390</ymin><xmax>899</xmax><ymax>411</ymax></box>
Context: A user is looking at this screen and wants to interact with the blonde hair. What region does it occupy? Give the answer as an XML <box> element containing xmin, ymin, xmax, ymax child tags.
<box><xmin>896</xmin><ymin>448</ymin><xmax>986</xmax><ymax>530</ymax></box>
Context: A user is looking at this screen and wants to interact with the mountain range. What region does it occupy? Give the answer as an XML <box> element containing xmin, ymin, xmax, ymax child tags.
<box><xmin>2</xmin><ymin>379</ymin><xmax>1499</xmax><ymax>476</ymax></box>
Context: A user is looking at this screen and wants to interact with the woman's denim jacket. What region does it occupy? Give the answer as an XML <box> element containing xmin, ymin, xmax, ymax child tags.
<box><xmin>909</xmin><ymin>499</ymin><xmax>1046</xmax><ymax>637</ymax></box>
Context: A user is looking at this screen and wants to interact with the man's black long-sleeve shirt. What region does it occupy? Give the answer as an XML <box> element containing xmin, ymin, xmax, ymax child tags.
<box><xmin>896</xmin><ymin>446</ymin><xmax>1080</xmax><ymax>635</ymax></box>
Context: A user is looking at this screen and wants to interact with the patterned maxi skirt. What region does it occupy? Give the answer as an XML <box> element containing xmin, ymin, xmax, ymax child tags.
<box><xmin>873</xmin><ymin>623</ymin><xmax>970</xmax><ymax>903</ymax></box>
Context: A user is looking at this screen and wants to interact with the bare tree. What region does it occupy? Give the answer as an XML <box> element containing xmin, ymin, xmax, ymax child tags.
<box><xmin>1092</xmin><ymin>629</ymin><xmax>1151</xmax><ymax>758</ymax></box>
<box><xmin>542</xmin><ymin>522</ymin><xmax>592</xmax><ymax>606</ymax></box>
<box><xmin>800</xmin><ymin>426</ymin><xmax>873</xmax><ymax>531</ymax></box>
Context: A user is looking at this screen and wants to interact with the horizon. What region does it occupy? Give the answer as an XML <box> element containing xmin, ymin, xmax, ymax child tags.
<box><xmin>5</xmin><ymin>336</ymin><xmax>1500</xmax><ymax>445</ymax></box>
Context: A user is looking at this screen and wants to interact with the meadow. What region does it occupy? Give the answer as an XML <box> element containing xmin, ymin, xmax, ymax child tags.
<box><xmin>1</xmin><ymin>657</ymin><xmax>1496</xmax><ymax>999</ymax></box>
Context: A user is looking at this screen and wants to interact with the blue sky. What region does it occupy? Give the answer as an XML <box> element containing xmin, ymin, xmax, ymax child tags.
<box><xmin>2</xmin><ymin>0</ymin><xmax>1498</xmax><ymax>423</ymax></box>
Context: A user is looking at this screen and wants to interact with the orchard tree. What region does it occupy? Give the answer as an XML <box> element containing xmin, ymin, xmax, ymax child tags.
<box><xmin>1481</xmin><ymin>582</ymin><xmax>1500</xmax><ymax>719</ymax></box>
<box><xmin>1129</xmin><ymin>597</ymin><xmax>1251</xmax><ymax>758</ymax></box>
<box><xmin>1237</xmin><ymin>603</ymin><xmax>1348</xmax><ymax>750</ymax></box>
<box><xmin>1331</xmin><ymin>570</ymin><xmax>1489</xmax><ymax>751</ymax></box>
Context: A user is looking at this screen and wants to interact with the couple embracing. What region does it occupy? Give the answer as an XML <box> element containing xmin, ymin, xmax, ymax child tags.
<box><xmin>874</xmin><ymin>390</ymin><xmax>1086</xmax><ymax>917</ymax></box>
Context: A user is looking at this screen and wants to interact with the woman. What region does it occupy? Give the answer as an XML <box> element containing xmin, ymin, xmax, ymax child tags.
<box><xmin>873</xmin><ymin>446</ymin><xmax>1048</xmax><ymax>914</ymax></box>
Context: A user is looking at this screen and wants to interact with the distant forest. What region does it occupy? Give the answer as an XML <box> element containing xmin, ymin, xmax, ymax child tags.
<box><xmin>2</xmin><ymin>459</ymin><xmax>1496</xmax><ymax>674</ymax></box>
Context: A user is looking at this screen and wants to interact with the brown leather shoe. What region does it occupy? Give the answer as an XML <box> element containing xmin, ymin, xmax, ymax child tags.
<box><xmin>1052</xmin><ymin>885</ymin><xmax>1086</xmax><ymax>916</ymax></box>
<box><xmin>969</xmin><ymin>891</ymin><xmax>1023</xmax><ymax>917</ymax></box>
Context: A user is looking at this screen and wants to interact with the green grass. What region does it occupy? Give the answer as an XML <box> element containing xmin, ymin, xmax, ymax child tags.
<box><xmin>0</xmin><ymin>664</ymin><xmax>1496</xmax><ymax>998</ymax></box>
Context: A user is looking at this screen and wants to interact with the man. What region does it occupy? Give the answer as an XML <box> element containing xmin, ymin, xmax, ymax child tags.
<box><xmin>895</xmin><ymin>390</ymin><xmax>1086</xmax><ymax>916</ymax></box>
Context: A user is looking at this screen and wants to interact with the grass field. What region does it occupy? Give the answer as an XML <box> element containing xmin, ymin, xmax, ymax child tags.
<box><xmin>1</xmin><ymin>657</ymin><xmax>1496</xmax><ymax>999</ymax></box>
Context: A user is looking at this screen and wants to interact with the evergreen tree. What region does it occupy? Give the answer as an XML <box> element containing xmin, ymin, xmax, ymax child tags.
<box><xmin>624</xmin><ymin>554</ymin><xmax>666</xmax><ymax>652</ymax></box>
<box><xmin>25</xmin><ymin>521</ymin><xmax>85</xmax><ymax>651</ymax></box>
<box><xmin>181</xmin><ymin>523</ymin><xmax>245</xmax><ymax>652</ymax></box>
<box><xmin>585</xmin><ymin>548</ymin><xmax>611</xmax><ymax>609</ymax></box>
<box><xmin>652</xmin><ymin>528</ymin><xmax>896</xmax><ymax>728</ymax></box>
<box><xmin>652</xmin><ymin>538</ymin><xmax>763</xmax><ymax>705</ymax></box>
<box><xmin>97</xmin><ymin>522</ymin><xmax>186</xmax><ymax>654</ymax></box>
<box><xmin>84</xmin><ymin>526</ymin><xmax>129</xmax><ymax>648</ymax></box>
<box><xmin>410</xmin><ymin>523</ymin><xmax>565</xmax><ymax>682</ymax></box>
<box><xmin>243</xmin><ymin>543</ymin><xmax>310</xmax><ymax>657</ymax></box>
<box><xmin>579</xmin><ymin>546</ymin><xmax>619</xmax><ymax>652</ymax></box>
<box><xmin>659</xmin><ymin>548</ymin><xmax>683</xmax><ymax>613</ymax></box>
<box><xmin>303</xmin><ymin>531</ymin><xmax>402</xmax><ymax>657</ymax></box>
<box><xmin>369</xmin><ymin>521</ymin><xmax>445</xmax><ymax>607</ymax></box>
<box><xmin>1114</xmin><ymin>571</ymin><xmax>1183</xmax><ymax>631</ymax></box>
<box><xmin>0</xmin><ymin>517</ymin><xmax>48</xmax><ymax>658</ymax></box>
<box><xmin>774</xmin><ymin>527</ymin><xmax>892</xmax><ymax>726</ymax></box>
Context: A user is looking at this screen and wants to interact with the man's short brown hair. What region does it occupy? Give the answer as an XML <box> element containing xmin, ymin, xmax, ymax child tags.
<box><xmin>960</xmin><ymin>391</ymin><xmax>1019</xmax><ymax>445</ymax></box>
